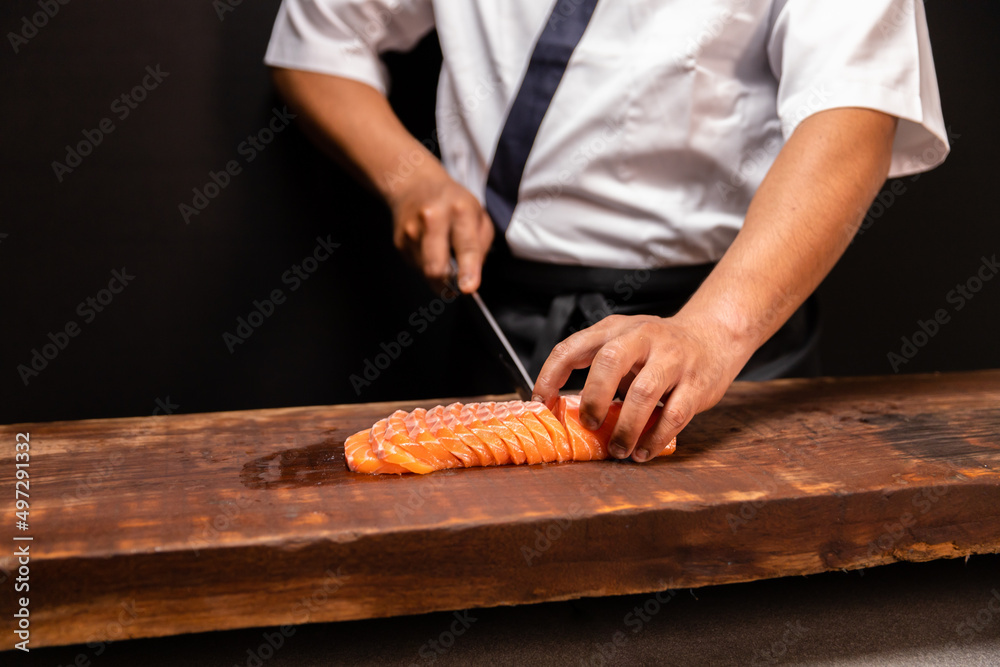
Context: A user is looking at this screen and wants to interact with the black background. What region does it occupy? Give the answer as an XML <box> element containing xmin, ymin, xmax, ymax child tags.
<box><xmin>1</xmin><ymin>0</ymin><xmax>998</xmax><ymax>425</ymax></box>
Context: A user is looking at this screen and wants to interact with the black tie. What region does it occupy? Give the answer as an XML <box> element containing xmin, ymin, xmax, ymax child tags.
<box><xmin>484</xmin><ymin>0</ymin><xmax>601</xmax><ymax>233</ymax></box>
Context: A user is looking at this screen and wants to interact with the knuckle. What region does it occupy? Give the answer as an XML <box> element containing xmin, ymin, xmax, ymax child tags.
<box><xmin>636</xmin><ymin>320</ymin><xmax>661</xmax><ymax>337</ymax></box>
<box><xmin>549</xmin><ymin>341</ymin><xmax>575</xmax><ymax>362</ymax></box>
<box><xmin>630</xmin><ymin>378</ymin><xmax>661</xmax><ymax>404</ymax></box>
<box><xmin>595</xmin><ymin>341</ymin><xmax>628</xmax><ymax>369</ymax></box>
<box><xmin>662</xmin><ymin>406</ymin><xmax>689</xmax><ymax>431</ymax></box>
<box><xmin>450</xmin><ymin>198</ymin><xmax>471</xmax><ymax>217</ymax></box>
<box><xmin>644</xmin><ymin>430</ymin><xmax>673</xmax><ymax>452</ymax></box>
<box><xmin>681</xmin><ymin>367</ymin><xmax>703</xmax><ymax>390</ymax></box>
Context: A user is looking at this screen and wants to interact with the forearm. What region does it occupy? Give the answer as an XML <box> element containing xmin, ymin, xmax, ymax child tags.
<box><xmin>271</xmin><ymin>67</ymin><xmax>493</xmax><ymax>290</ymax></box>
<box><xmin>270</xmin><ymin>67</ymin><xmax>445</xmax><ymax>204</ymax></box>
<box><xmin>675</xmin><ymin>107</ymin><xmax>898</xmax><ymax>361</ymax></box>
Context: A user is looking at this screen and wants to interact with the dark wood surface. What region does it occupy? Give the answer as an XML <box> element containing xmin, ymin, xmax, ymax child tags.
<box><xmin>2</xmin><ymin>370</ymin><xmax>999</xmax><ymax>650</ymax></box>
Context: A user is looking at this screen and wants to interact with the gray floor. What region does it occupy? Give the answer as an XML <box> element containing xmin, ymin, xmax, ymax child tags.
<box><xmin>20</xmin><ymin>554</ymin><xmax>1000</xmax><ymax>666</ymax></box>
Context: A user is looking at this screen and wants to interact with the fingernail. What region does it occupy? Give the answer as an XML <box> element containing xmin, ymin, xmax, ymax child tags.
<box><xmin>582</xmin><ymin>415</ymin><xmax>599</xmax><ymax>430</ymax></box>
<box><xmin>531</xmin><ymin>394</ymin><xmax>543</xmax><ymax>403</ymax></box>
<box><xmin>458</xmin><ymin>275</ymin><xmax>474</xmax><ymax>291</ymax></box>
<box><xmin>610</xmin><ymin>445</ymin><xmax>627</xmax><ymax>459</ymax></box>
<box><xmin>633</xmin><ymin>448</ymin><xmax>650</xmax><ymax>462</ymax></box>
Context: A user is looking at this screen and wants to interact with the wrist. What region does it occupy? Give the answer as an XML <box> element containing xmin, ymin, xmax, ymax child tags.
<box><xmin>670</xmin><ymin>300</ymin><xmax>763</xmax><ymax>366</ymax></box>
<box><xmin>381</xmin><ymin>150</ymin><xmax>449</xmax><ymax>209</ymax></box>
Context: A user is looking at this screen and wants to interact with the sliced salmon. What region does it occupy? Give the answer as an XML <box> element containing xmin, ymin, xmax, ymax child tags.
<box><xmin>344</xmin><ymin>396</ymin><xmax>678</xmax><ymax>475</ymax></box>
<box><xmin>425</xmin><ymin>406</ymin><xmax>478</xmax><ymax>467</ymax></box>
<box><xmin>526</xmin><ymin>401</ymin><xmax>573</xmax><ymax>462</ymax></box>
<box><xmin>405</xmin><ymin>408</ymin><xmax>463</xmax><ymax>469</ymax></box>
<box><xmin>384</xmin><ymin>410</ymin><xmax>447</xmax><ymax>467</ymax></box>
<box><xmin>507</xmin><ymin>401</ymin><xmax>558</xmax><ymax>463</ymax></box>
<box><xmin>473</xmin><ymin>402</ymin><xmax>526</xmax><ymax>464</ymax></box>
<box><xmin>441</xmin><ymin>403</ymin><xmax>496</xmax><ymax>467</ymax></box>
<box><xmin>368</xmin><ymin>418</ymin><xmax>437</xmax><ymax>474</ymax></box>
<box><xmin>344</xmin><ymin>430</ymin><xmax>409</xmax><ymax>474</ymax></box>
<box><xmin>489</xmin><ymin>402</ymin><xmax>542</xmax><ymax>464</ymax></box>
<box><xmin>556</xmin><ymin>395</ymin><xmax>675</xmax><ymax>460</ymax></box>
<box><xmin>460</xmin><ymin>404</ymin><xmax>513</xmax><ymax>466</ymax></box>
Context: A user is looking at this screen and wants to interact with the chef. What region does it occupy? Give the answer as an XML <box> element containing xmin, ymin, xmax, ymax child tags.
<box><xmin>264</xmin><ymin>0</ymin><xmax>948</xmax><ymax>462</ymax></box>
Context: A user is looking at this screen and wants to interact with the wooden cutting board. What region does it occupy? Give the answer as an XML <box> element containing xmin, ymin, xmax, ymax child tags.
<box><xmin>2</xmin><ymin>370</ymin><xmax>999</xmax><ymax>650</ymax></box>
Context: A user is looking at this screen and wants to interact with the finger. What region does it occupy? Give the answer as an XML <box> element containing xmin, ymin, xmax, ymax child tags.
<box><xmin>579</xmin><ymin>334</ymin><xmax>647</xmax><ymax>432</ymax></box>
<box><xmin>451</xmin><ymin>208</ymin><xmax>489</xmax><ymax>293</ymax></box>
<box><xmin>631</xmin><ymin>382</ymin><xmax>696</xmax><ymax>462</ymax></box>
<box><xmin>419</xmin><ymin>206</ymin><xmax>450</xmax><ymax>281</ymax></box>
<box><xmin>532</xmin><ymin>316</ymin><xmax>631</xmax><ymax>408</ymax></box>
<box><xmin>476</xmin><ymin>212</ymin><xmax>495</xmax><ymax>286</ymax></box>
<box><xmin>609</xmin><ymin>361</ymin><xmax>676</xmax><ymax>459</ymax></box>
<box><xmin>393</xmin><ymin>215</ymin><xmax>420</xmax><ymax>256</ymax></box>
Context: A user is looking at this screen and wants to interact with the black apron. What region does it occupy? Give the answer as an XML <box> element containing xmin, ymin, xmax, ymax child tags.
<box><xmin>480</xmin><ymin>247</ymin><xmax>821</xmax><ymax>390</ymax></box>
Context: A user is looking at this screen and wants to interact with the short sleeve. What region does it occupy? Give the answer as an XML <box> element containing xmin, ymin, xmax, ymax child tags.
<box><xmin>768</xmin><ymin>0</ymin><xmax>949</xmax><ymax>177</ymax></box>
<box><xmin>264</xmin><ymin>0</ymin><xmax>436</xmax><ymax>95</ymax></box>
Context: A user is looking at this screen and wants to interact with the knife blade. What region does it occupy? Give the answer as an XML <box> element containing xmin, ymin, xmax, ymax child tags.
<box><xmin>449</xmin><ymin>262</ymin><xmax>535</xmax><ymax>400</ymax></box>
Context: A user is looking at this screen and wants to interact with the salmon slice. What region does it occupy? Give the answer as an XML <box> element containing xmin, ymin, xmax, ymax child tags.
<box><xmin>459</xmin><ymin>404</ymin><xmax>512</xmax><ymax>466</ymax></box>
<box><xmin>553</xmin><ymin>397</ymin><xmax>596</xmax><ymax>461</ymax></box>
<box><xmin>425</xmin><ymin>406</ymin><xmax>478</xmax><ymax>467</ymax></box>
<box><xmin>344</xmin><ymin>429</ymin><xmax>409</xmax><ymax>474</ymax></box>
<box><xmin>507</xmin><ymin>402</ymin><xmax>558</xmax><ymax>463</ymax></box>
<box><xmin>405</xmin><ymin>408</ymin><xmax>464</xmax><ymax>469</ymax></box>
<box><xmin>491</xmin><ymin>402</ymin><xmax>543</xmax><ymax>464</ymax></box>
<box><xmin>382</xmin><ymin>410</ymin><xmax>447</xmax><ymax>467</ymax></box>
<box><xmin>526</xmin><ymin>401</ymin><xmax>573</xmax><ymax>462</ymax></box>
<box><xmin>475</xmin><ymin>403</ymin><xmax>527</xmax><ymax>465</ymax></box>
<box><xmin>556</xmin><ymin>395</ymin><xmax>676</xmax><ymax>459</ymax></box>
<box><xmin>441</xmin><ymin>404</ymin><xmax>495</xmax><ymax>467</ymax></box>
<box><xmin>346</xmin><ymin>397</ymin><xmax>677</xmax><ymax>475</ymax></box>
<box><xmin>368</xmin><ymin>419</ymin><xmax>436</xmax><ymax>474</ymax></box>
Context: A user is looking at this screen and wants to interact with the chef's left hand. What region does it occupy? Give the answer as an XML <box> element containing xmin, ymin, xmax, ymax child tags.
<box><xmin>532</xmin><ymin>313</ymin><xmax>753</xmax><ymax>462</ymax></box>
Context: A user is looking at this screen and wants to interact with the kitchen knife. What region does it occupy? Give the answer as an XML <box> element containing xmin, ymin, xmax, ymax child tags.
<box><xmin>449</xmin><ymin>262</ymin><xmax>535</xmax><ymax>400</ymax></box>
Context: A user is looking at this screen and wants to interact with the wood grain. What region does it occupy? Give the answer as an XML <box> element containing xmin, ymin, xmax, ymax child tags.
<box><xmin>2</xmin><ymin>371</ymin><xmax>999</xmax><ymax>649</ymax></box>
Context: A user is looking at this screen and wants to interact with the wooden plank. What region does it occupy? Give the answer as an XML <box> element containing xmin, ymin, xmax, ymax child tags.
<box><xmin>2</xmin><ymin>370</ymin><xmax>999</xmax><ymax>650</ymax></box>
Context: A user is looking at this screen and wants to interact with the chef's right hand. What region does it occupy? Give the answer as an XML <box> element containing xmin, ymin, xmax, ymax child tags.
<box><xmin>387</xmin><ymin>161</ymin><xmax>494</xmax><ymax>294</ymax></box>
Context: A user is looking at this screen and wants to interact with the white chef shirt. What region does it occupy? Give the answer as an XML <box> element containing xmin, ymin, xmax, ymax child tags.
<box><xmin>265</xmin><ymin>0</ymin><xmax>949</xmax><ymax>269</ymax></box>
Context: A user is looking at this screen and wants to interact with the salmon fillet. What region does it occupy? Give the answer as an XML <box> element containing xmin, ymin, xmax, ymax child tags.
<box><xmin>344</xmin><ymin>396</ymin><xmax>677</xmax><ymax>475</ymax></box>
